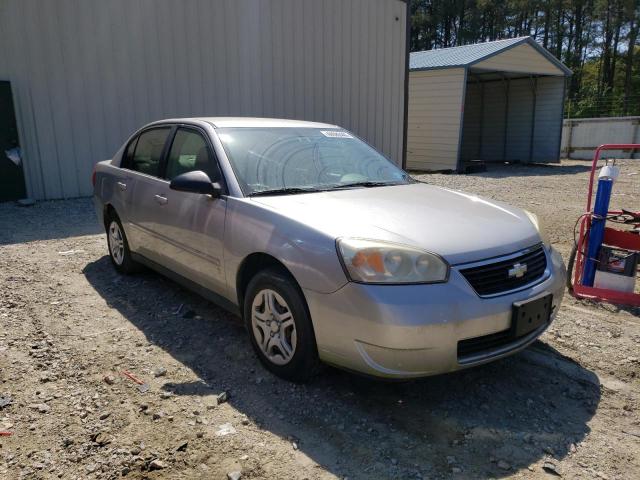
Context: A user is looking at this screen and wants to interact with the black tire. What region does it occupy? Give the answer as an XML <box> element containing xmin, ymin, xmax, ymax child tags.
<box><xmin>243</xmin><ymin>268</ymin><xmax>319</xmax><ymax>382</ymax></box>
<box><xmin>105</xmin><ymin>212</ymin><xmax>140</xmax><ymax>274</ymax></box>
<box><xmin>566</xmin><ymin>243</ymin><xmax>577</xmax><ymax>292</ymax></box>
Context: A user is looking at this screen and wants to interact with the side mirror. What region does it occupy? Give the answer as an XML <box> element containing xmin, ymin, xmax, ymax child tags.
<box><xmin>169</xmin><ymin>170</ymin><xmax>222</xmax><ymax>198</ymax></box>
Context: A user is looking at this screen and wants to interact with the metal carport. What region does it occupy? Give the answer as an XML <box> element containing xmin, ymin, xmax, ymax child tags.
<box><xmin>406</xmin><ymin>37</ymin><xmax>571</xmax><ymax>172</ymax></box>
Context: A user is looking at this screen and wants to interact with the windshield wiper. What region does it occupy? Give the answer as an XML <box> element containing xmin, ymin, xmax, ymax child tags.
<box><xmin>331</xmin><ymin>180</ymin><xmax>402</xmax><ymax>189</ymax></box>
<box><xmin>249</xmin><ymin>187</ymin><xmax>325</xmax><ymax>197</ymax></box>
<box><xmin>249</xmin><ymin>179</ymin><xmax>412</xmax><ymax>196</ymax></box>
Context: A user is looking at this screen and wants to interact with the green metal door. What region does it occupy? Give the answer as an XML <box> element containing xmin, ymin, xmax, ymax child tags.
<box><xmin>0</xmin><ymin>81</ymin><xmax>26</xmax><ymax>202</ymax></box>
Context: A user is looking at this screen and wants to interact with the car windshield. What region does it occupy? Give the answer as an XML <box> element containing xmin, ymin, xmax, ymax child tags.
<box><xmin>216</xmin><ymin>127</ymin><xmax>412</xmax><ymax>196</ymax></box>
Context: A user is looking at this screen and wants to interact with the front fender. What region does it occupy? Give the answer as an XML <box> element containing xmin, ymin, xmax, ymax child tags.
<box><xmin>223</xmin><ymin>197</ymin><xmax>348</xmax><ymax>303</ymax></box>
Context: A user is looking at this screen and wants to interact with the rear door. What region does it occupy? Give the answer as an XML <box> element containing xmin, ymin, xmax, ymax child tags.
<box><xmin>124</xmin><ymin>126</ymin><xmax>173</xmax><ymax>262</ymax></box>
<box><xmin>156</xmin><ymin>126</ymin><xmax>228</xmax><ymax>294</ymax></box>
<box><xmin>102</xmin><ymin>138</ymin><xmax>138</xmax><ymax>228</ymax></box>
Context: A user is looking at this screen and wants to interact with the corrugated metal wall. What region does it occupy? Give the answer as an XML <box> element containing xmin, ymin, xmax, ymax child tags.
<box><xmin>461</xmin><ymin>76</ymin><xmax>564</xmax><ymax>163</ymax></box>
<box><xmin>460</xmin><ymin>81</ymin><xmax>482</xmax><ymax>161</ymax></box>
<box><xmin>0</xmin><ymin>0</ymin><xmax>407</xmax><ymax>200</ymax></box>
<box><xmin>475</xmin><ymin>80</ymin><xmax>507</xmax><ymax>161</ymax></box>
<box><xmin>562</xmin><ymin>116</ymin><xmax>640</xmax><ymax>160</ymax></box>
<box><xmin>531</xmin><ymin>77</ymin><xmax>564</xmax><ymax>161</ymax></box>
<box><xmin>406</xmin><ymin>68</ymin><xmax>466</xmax><ymax>171</ymax></box>
<box><xmin>506</xmin><ymin>79</ymin><xmax>534</xmax><ymax>160</ymax></box>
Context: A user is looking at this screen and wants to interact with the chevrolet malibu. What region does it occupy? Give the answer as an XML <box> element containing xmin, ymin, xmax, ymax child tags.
<box><xmin>93</xmin><ymin>118</ymin><xmax>566</xmax><ymax>382</ymax></box>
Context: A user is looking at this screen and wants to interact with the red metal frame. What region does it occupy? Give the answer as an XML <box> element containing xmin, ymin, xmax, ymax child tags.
<box><xmin>571</xmin><ymin>144</ymin><xmax>640</xmax><ymax>306</ymax></box>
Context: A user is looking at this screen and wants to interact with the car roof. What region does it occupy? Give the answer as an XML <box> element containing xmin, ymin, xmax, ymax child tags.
<box><xmin>153</xmin><ymin>117</ymin><xmax>340</xmax><ymax>129</ymax></box>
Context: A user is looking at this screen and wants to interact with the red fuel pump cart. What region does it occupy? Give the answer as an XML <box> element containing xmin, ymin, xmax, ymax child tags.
<box><xmin>568</xmin><ymin>144</ymin><xmax>640</xmax><ymax>307</ymax></box>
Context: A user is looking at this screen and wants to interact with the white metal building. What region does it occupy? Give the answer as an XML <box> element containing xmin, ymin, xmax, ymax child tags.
<box><xmin>407</xmin><ymin>37</ymin><xmax>571</xmax><ymax>172</ymax></box>
<box><xmin>0</xmin><ymin>0</ymin><xmax>409</xmax><ymax>201</ymax></box>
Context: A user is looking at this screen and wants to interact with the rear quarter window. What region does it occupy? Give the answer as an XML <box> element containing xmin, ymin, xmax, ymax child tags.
<box><xmin>121</xmin><ymin>136</ymin><xmax>138</xmax><ymax>168</ymax></box>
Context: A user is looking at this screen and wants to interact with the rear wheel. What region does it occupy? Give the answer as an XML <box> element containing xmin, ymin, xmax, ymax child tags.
<box><xmin>106</xmin><ymin>213</ymin><xmax>139</xmax><ymax>274</ymax></box>
<box><xmin>244</xmin><ymin>269</ymin><xmax>319</xmax><ymax>382</ymax></box>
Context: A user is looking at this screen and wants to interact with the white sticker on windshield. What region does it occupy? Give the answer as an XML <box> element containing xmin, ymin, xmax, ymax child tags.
<box><xmin>321</xmin><ymin>130</ymin><xmax>353</xmax><ymax>139</ymax></box>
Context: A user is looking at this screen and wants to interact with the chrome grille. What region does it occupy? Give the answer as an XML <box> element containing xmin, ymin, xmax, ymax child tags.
<box><xmin>459</xmin><ymin>245</ymin><xmax>547</xmax><ymax>296</ymax></box>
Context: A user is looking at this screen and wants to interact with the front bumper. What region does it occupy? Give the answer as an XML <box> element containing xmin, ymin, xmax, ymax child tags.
<box><xmin>304</xmin><ymin>245</ymin><xmax>566</xmax><ymax>378</ymax></box>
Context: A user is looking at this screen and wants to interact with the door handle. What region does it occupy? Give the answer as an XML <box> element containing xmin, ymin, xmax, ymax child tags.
<box><xmin>117</xmin><ymin>181</ymin><xmax>127</xmax><ymax>191</ymax></box>
<box><xmin>154</xmin><ymin>194</ymin><xmax>168</xmax><ymax>205</ymax></box>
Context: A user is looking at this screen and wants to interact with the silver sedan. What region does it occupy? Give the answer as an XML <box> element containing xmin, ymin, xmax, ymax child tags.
<box><xmin>93</xmin><ymin>117</ymin><xmax>566</xmax><ymax>382</ymax></box>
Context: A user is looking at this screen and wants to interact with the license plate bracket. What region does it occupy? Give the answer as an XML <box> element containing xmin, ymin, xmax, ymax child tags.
<box><xmin>511</xmin><ymin>293</ymin><xmax>553</xmax><ymax>337</ymax></box>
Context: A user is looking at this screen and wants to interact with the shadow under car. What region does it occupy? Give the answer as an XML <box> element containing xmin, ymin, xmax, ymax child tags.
<box><xmin>83</xmin><ymin>256</ymin><xmax>600</xmax><ymax>479</ymax></box>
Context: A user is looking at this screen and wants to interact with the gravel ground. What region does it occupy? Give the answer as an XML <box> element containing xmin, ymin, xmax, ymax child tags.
<box><xmin>0</xmin><ymin>159</ymin><xmax>638</xmax><ymax>479</ymax></box>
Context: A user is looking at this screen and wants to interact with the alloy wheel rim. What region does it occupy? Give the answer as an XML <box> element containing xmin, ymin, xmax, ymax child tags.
<box><xmin>108</xmin><ymin>221</ymin><xmax>125</xmax><ymax>266</ymax></box>
<box><xmin>251</xmin><ymin>289</ymin><xmax>297</xmax><ymax>365</ymax></box>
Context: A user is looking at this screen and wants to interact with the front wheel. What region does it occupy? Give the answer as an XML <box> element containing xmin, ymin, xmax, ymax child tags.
<box><xmin>244</xmin><ymin>269</ymin><xmax>319</xmax><ymax>382</ymax></box>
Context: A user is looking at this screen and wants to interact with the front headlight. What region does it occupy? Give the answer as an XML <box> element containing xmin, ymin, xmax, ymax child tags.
<box><xmin>336</xmin><ymin>238</ymin><xmax>449</xmax><ymax>284</ymax></box>
<box><xmin>524</xmin><ymin>210</ymin><xmax>550</xmax><ymax>246</ymax></box>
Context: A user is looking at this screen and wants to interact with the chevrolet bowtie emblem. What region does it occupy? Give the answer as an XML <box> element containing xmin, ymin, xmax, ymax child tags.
<box><xmin>508</xmin><ymin>263</ymin><xmax>528</xmax><ymax>278</ymax></box>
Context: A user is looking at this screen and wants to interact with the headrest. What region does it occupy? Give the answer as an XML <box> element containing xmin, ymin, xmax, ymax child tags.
<box><xmin>195</xmin><ymin>146</ymin><xmax>209</xmax><ymax>170</ymax></box>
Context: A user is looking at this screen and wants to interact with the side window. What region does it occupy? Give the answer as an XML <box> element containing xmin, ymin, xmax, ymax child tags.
<box><xmin>122</xmin><ymin>136</ymin><xmax>138</xmax><ymax>168</ymax></box>
<box><xmin>129</xmin><ymin>127</ymin><xmax>171</xmax><ymax>177</ymax></box>
<box><xmin>165</xmin><ymin>128</ymin><xmax>220</xmax><ymax>182</ymax></box>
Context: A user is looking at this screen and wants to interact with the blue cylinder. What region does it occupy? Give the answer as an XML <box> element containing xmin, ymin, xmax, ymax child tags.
<box><xmin>582</xmin><ymin>177</ymin><xmax>614</xmax><ymax>286</ymax></box>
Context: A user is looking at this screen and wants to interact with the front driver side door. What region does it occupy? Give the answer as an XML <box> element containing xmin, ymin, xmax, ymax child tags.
<box><xmin>156</xmin><ymin>126</ymin><xmax>227</xmax><ymax>296</ymax></box>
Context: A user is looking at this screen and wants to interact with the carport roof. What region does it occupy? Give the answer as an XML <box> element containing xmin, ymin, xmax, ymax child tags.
<box><xmin>409</xmin><ymin>36</ymin><xmax>571</xmax><ymax>75</ymax></box>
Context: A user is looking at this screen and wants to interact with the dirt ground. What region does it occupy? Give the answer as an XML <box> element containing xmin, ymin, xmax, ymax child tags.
<box><xmin>0</xmin><ymin>159</ymin><xmax>638</xmax><ymax>480</ymax></box>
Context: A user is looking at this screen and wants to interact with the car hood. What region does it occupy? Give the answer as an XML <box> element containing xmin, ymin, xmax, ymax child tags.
<box><xmin>250</xmin><ymin>183</ymin><xmax>541</xmax><ymax>265</ymax></box>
